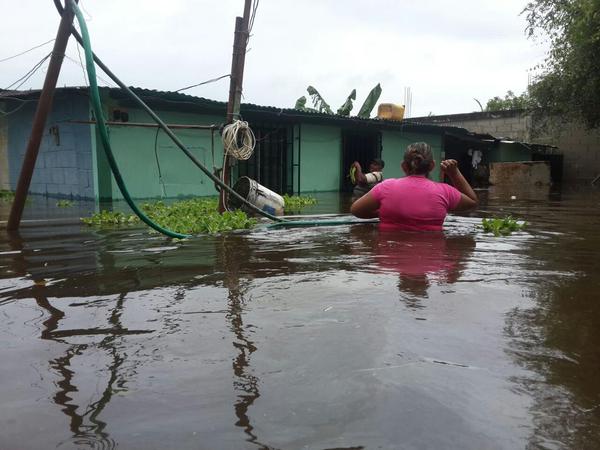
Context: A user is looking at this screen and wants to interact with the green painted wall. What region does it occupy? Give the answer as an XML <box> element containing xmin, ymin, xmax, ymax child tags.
<box><xmin>94</xmin><ymin>99</ymin><xmax>447</xmax><ymax>199</ymax></box>
<box><xmin>488</xmin><ymin>142</ymin><xmax>531</xmax><ymax>163</ymax></box>
<box><xmin>381</xmin><ymin>130</ymin><xmax>443</xmax><ymax>180</ymax></box>
<box><xmin>299</xmin><ymin>124</ymin><xmax>341</xmax><ymax>192</ymax></box>
<box><xmin>97</xmin><ymin>103</ymin><xmax>224</xmax><ymax>200</ymax></box>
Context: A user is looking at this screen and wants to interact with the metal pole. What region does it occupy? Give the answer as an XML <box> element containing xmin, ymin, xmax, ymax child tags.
<box><xmin>68</xmin><ymin>120</ymin><xmax>218</xmax><ymax>130</ymax></box>
<box><xmin>220</xmin><ymin>0</ymin><xmax>252</xmax><ymax>213</ymax></box>
<box><xmin>7</xmin><ymin>2</ymin><xmax>75</xmax><ymax>230</ymax></box>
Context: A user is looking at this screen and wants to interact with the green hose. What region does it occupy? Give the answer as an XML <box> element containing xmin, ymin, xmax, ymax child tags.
<box><xmin>70</xmin><ymin>0</ymin><xmax>190</xmax><ymax>238</ymax></box>
<box><xmin>68</xmin><ymin>0</ymin><xmax>373</xmax><ymax>233</ymax></box>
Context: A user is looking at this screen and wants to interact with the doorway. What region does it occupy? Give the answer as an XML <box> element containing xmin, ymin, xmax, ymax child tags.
<box><xmin>340</xmin><ymin>129</ymin><xmax>382</xmax><ymax>192</ymax></box>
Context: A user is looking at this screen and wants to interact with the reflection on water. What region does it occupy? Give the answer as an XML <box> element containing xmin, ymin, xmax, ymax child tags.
<box><xmin>0</xmin><ymin>188</ymin><xmax>599</xmax><ymax>449</ymax></box>
<box><xmin>219</xmin><ymin>236</ymin><xmax>263</xmax><ymax>447</ymax></box>
<box><xmin>34</xmin><ymin>285</ymin><xmax>152</xmax><ymax>450</ymax></box>
<box><xmin>350</xmin><ymin>226</ymin><xmax>476</xmax><ymax>305</ymax></box>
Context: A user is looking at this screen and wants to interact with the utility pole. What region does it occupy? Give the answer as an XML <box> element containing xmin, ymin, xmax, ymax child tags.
<box><xmin>7</xmin><ymin>2</ymin><xmax>75</xmax><ymax>231</ymax></box>
<box><xmin>219</xmin><ymin>0</ymin><xmax>252</xmax><ymax>213</ymax></box>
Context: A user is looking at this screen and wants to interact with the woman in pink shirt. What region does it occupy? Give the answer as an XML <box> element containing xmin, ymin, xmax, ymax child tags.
<box><xmin>350</xmin><ymin>142</ymin><xmax>478</xmax><ymax>231</ymax></box>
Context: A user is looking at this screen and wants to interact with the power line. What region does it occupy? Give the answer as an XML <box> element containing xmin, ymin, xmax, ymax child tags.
<box><xmin>75</xmin><ymin>45</ymin><xmax>89</xmax><ymax>87</ymax></box>
<box><xmin>3</xmin><ymin>53</ymin><xmax>52</xmax><ymax>91</ymax></box>
<box><xmin>249</xmin><ymin>0</ymin><xmax>259</xmax><ymax>33</ymax></box>
<box><xmin>63</xmin><ymin>53</ymin><xmax>116</xmax><ymax>87</ymax></box>
<box><xmin>0</xmin><ymin>100</ymin><xmax>32</xmax><ymax>117</ymax></box>
<box><xmin>0</xmin><ymin>38</ymin><xmax>55</xmax><ymax>64</ymax></box>
<box><xmin>175</xmin><ymin>74</ymin><xmax>231</xmax><ymax>93</ymax></box>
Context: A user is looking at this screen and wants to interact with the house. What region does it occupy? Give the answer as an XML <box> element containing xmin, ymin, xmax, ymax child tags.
<box><xmin>409</xmin><ymin>109</ymin><xmax>600</xmax><ymax>184</ymax></box>
<box><xmin>0</xmin><ymin>87</ymin><xmax>555</xmax><ymax>201</ymax></box>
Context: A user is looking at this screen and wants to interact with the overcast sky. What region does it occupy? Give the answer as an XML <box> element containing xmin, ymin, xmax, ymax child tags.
<box><xmin>0</xmin><ymin>0</ymin><xmax>548</xmax><ymax>117</ymax></box>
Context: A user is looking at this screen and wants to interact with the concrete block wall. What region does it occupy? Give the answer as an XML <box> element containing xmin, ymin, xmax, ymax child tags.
<box><xmin>415</xmin><ymin>110</ymin><xmax>600</xmax><ymax>183</ymax></box>
<box><xmin>5</xmin><ymin>92</ymin><xmax>94</xmax><ymax>198</ymax></box>
<box><xmin>415</xmin><ymin>111</ymin><xmax>531</xmax><ymax>142</ymax></box>
<box><xmin>535</xmin><ymin>121</ymin><xmax>600</xmax><ymax>182</ymax></box>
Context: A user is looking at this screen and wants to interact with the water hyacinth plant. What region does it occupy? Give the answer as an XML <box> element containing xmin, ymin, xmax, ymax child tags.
<box><xmin>56</xmin><ymin>200</ymin><xmax>74</xmax><ymax>208</ymax></box>
<box><xmin>81</xmin><ymin>198</ymin><xmax>256</xmax><ymax>234</ymax></box>
<box><xmin>81</xmin><ymin>210</ymin><xmax>138</xmax><ymax>226</ymax></box>
<box><xmin>0</xmin><ymin>190</ymin><xmax>15</xmax><ymax>202</ymax></box>
<box><xmin>482</xmin><ymin>216</ymin><xmax>527</xmax><ymax>236</ymax></box>
<box><xmin>283</xmin><ymin>194</ymin><xmax>317</xmax><ymax>212</ymax></box>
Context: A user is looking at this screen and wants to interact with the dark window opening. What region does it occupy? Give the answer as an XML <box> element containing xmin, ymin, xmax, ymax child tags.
<box><xmin>236</xmin><ymin>125</ymin><xmax>292</xmax><ymax>195</ymax></box>
<box><xmin>532</xmin><ymin>152</ymin><xmax>563</xmax><ymax>184</ymax></box>
<box><xmin>443</xmin><ymin>134</ymin><xmax>491</xmax><ymax>188</ymax></box>
<box><xmin>340</xmin><ymin>129</ymin><xmax>382</xmax><ymax>192</ymax></box>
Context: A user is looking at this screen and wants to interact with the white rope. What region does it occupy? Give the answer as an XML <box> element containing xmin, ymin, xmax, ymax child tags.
<box><xmin>222</xmin><ymin>120</ymin><xmax>255</xmax><ymax>160</ymax></box>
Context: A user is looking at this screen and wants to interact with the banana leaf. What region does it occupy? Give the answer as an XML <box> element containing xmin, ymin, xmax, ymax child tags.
<box><xmin>307</xmin><ymin>86</ymin><xmax>333</xmax><ymax>114</ymax></box>
<box><xmin>337</xmin><ymin>89</ymin><xmax>356</xmax><ymax>116</ymax></box>
<box><xmin>357</xmin><ymin>83</ymin><xmax>382</xmax><ymax>118</ymax></box>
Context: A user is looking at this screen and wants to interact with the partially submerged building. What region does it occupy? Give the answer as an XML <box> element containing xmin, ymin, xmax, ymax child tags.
<box><xmin>410</xmin><ymin>110</ymin><xmax>598</xmax><ymax>184</ymax></box>
<box><xmin>0</xmin><ymin>87</ymin><xmax>557</xmax><ymax>201</ymax></box>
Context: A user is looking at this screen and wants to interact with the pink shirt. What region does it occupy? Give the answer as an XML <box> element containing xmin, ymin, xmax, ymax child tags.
<box><xmin>370</xmin><ymin>175</ymin><xmax>462</xmax><ymax>231</ymax></box>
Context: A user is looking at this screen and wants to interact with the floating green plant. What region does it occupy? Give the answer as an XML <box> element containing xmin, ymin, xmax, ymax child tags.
<box><xmin>482</xmin><ymin>216</ymin><xmax>527</xmax><ymax>236</ymax></box>
<box><xmin>81</xmin><ymin>210</ymin><xmax>138</xmax><ymax>226</ymax></box>
<box><xmin>283</xmin><ymin>194</ymin><xmax>317</xmax><ymax>211</ymax></box>
<box><xmin>0</xmin><ymin>190</ymin><xmax>15</xmax><ymax>202</ymax></box>
<box><xmin>81</xmin><ymin>198</ymin><xmax>256</xmax><ymax>234</ymax></box>
<box><xmin>56</xmin><ymin>200</ymin><xmax>74</xmax><ymax>208</ymax></box>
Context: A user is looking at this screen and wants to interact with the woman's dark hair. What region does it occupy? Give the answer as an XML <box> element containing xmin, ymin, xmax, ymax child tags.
<box><xmin>404</xmin><ymin>142</ymin><xmax>433</xmax><ymax>175</ymax></box>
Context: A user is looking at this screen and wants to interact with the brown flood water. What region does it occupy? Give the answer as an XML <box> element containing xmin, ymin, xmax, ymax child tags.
<box><xmin>0</xmin><ymin>187</ymin><xmax>599</xmax><ymax>450</ymax></box>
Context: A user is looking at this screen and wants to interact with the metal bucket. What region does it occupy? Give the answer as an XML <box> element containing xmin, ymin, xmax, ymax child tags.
<box><xmin>231</xmin><ymin>176</ymin><xmax>285</xmax><ymax>216</ymax></box>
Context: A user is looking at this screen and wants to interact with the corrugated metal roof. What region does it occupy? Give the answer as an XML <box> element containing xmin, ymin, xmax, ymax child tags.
<box><xmin>1</xmin><ymin>86</ymin><xmax>539</xmax><ymax>144</ymax></box>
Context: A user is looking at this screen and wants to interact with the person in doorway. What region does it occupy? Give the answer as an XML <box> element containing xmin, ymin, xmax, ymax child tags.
<box><xmin>350</xmin><ymin>142</ymin><xmax>478</xmax><ymax>231</ymax></box>
<box><xmin>350</xmin><ymin>158</ymin><xmax>385</xmax><ymax>201</ymax></box>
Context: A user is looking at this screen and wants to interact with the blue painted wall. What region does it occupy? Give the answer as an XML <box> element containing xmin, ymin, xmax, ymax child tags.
<box><xmin>5</xmin><ymin>91</ymin><xmax>94</xmax><ymax>199</ymax></box>
<box><xmin>0</xmin><ymin>89</ymin><xmax>452</xmax><ymax>202</ymax></box>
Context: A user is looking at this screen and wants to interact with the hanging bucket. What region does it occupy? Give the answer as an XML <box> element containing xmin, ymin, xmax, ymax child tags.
<box><xmin>231</xmin><ymin>176</ymin><xmax>285</xmax><ymax>216</ymax></box>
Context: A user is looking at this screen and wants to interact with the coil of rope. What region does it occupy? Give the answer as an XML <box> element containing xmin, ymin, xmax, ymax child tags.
<box><xmin>222</xmin><ymin>120</ymin><xmax>255</xmax><ymax>160</ymax></box>
<box><xmin>58</xmin><ymin>0</ymin><xmax>373</xmax><ymax>231</ymax></box>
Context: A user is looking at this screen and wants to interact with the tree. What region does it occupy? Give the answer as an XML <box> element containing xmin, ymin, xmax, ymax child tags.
<box><xmin>486</xmin><ymin>90</ymin><xmax>531</xmax><ymax>111</ymax></box>
<box><xmin>523</xmin><ymin>0</ymin><xmax>600</xmax><ymax>128</ymax></box>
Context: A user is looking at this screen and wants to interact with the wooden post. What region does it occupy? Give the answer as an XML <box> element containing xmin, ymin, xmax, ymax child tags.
<box><xmin>7</xmin><ymin>3</ymin><xmax>75</xmax><ymax>230</ymax></box>
<box><xmin>219</xmin><ymin>0</ymin><xmax>252</xmax><ymax>213</ymax></box>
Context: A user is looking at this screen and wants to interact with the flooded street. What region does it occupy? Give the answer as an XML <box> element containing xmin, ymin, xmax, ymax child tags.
<box><xmin>0</xmin><ymin>187</ymin><xmax>599</xmax><ymax>450</ymax></box>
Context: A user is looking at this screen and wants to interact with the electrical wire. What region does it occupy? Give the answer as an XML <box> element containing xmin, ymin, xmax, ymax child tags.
<box><xmin>175</xmin><ymin>74</ymin><xmax>230</xmax><ymax>93</ymax></box>
<box><xmin>0</xmin><ymin>101</ymin><xmax>31</xmax><ymax>117</ymax></box>
<box><xmin>248</xmin><ymin>0</ymin><xmax>259</xmax><ymax>35</ymax></box>
<box><xmin>154</xmin><ymin>127</ymin><xmax>167</xmax><ymax>197</ymax></box>
<box><xmin>63</xmin><ymin>54</ymin><xmax>116</xmax><ymax>87</ymax></box>
<box><xmin>3</xmin><ymin>53</ymin><xmax>52</xmax><ymax>91</ymax></box>
<box><xmin>58</xmin><ymin>0</ymin><xmax>284</xmax><ymax>227</ymax></box>
<box><xmin>222</xmin><ymin>120</ymin><xmax>255</xmax><ymax>160</ymax></box>
<box><xmin>70</xmin><ymin>0</ymin><xmax>191</xmax><ymax>238</ymax></box>
<box><xmin>75</xmin><ymin>44</ymin><xmax>89</xmax><ymax>87</ymax></box>
<box><xmin>56</xmin><ymin>0</ymin><xmax>375</xmax><ymax>231</ymax></box>
<box><xmin>0</xmin><ymin>38</ymin><xmax>55</xmax><ymax>63</ymax></box>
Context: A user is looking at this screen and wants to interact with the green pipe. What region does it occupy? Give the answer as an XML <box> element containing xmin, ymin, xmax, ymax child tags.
<box><xmin>70</xmin><ymin>0</ymin><xmax>190</xmax><ymax>238</ymax></box>
<box><xmin>65</xmin><ymin>1</ymin><xmax>377</xmax><ymax>233</ymax></box>
<box><xmin>60</xmin><ymin>0</ymin><xmax>284</xmax><ymax>225</ymax></box>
